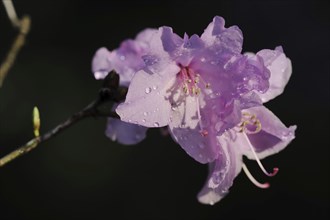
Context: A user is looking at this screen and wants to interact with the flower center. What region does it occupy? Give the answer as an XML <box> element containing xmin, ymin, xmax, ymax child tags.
<box><xmin>177</xmin><ymin>66</ymin><xmax>211</xmax><ymax>136</ymax></box>
<box><xmin>178</xmin><ymin>66</ymin><xmax>210</xmax><ymax>96</ymax></box>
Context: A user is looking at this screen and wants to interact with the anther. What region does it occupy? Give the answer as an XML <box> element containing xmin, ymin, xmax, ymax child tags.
<box><xmin>200</xmin><ymin>130</ymin><xmax>208</xmax><ymax>137</ymax></box>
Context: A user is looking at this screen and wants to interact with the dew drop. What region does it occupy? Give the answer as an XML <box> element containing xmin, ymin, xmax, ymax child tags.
<box><xmin>120</xmin><ymin>55</ymin><xmax>126</xmax><ymax>61</ymax></box>
<box><xmin>200</xmin><ymin>57</ymin><xmax>206</xmax><ymax>62</ymax></box>
<box><xmin>143</xmin><ymin>112</ymin><xmax>148</xmax><ymax>116</ymax></box>
<box><xmin>142</xmin><ymin>119</ymin><xmax>146</xmax><ymax>123</ymax></box>
<box><xmin>145</xmin><ymin>87</ymin><xmax>152</xmax><ymax>94</ymax></box>
<box><xmin>152</xmin><ymin>85</ymin><xmax>158</xmax><ymax>90</ymax></box>
<box><xmin>199</xmin><ymin>143</ymin><xmax>205</xmax><ymax>149</ymax></box>
<box><xmin>171</xmin><ymin>106</ymin><xmax>177</xmax><ymax>111</ymax></box>
<box><xmin>154</xmin><ymin>122</ymin><xmax>160</xmax><ymax>127</ymax></box>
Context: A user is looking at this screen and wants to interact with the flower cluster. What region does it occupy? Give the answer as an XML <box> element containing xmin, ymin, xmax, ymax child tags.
<box><xmin>92</xmin><ymin>16</ymin><xmax>296</xmax><ymax>205</ymax></box>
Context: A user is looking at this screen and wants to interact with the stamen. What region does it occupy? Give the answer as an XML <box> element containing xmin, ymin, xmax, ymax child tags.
<box><xmin>200</xmin><ymin>130</ymin><xmax>208</xmax><ymax>137</ymax></box>
<box><xmin>195</xmin><ymin>96</ymin><xmax>205</xmax><ymax>136</ymax></box>
<box><xmin>242</xmin><ymin>163</ymin><xmax>270</xmax><ymax>189</ymax></box>
<box><xmin>240</xmin><ymin>113</ymin><xmax>262</xmax><ymax>134</ymax></box>
<box><xmin>192</xmin><ymin>86</ymin><xmax>196</xmax><ymax>95</ymax></box>
<box><xmin>195</xmin><ymin>88</ymin><xmax>201</xmax><ymax>95</ymax></box>
<box><xmin>194</xmin><ymin>77</ymin><xmax>199</xmax><ymax>84</ymax></box>
<box><xmin>243</xmin><ymin>132</ymin><xmax>279</xmax><ymax>177</ymax></box>
<box><xmin>183</xmin><ymin>84</ymin><xmax>189</xmax><ymax>94</ymax></box>
<box><xmin>195</xmin><ymin>73</ymin><xmax>211</xmax><ymax>90</ymax></box>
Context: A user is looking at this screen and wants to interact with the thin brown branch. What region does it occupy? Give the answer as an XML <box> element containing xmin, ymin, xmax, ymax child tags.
<box><xmin>0</xmin><ymin>15</ymin><xmax>31</xmax><ymax>87</ymax></box>
<box><xmin>0</xmin><ymin>99</ymin><xmax>119</xmax><ymax>167</ymax></box>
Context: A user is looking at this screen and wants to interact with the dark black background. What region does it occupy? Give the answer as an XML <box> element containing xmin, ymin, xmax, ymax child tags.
<box><xmin>0</xmin><ymin>0</ymin><xmax>329</xmax><ymax>219</ymax></box>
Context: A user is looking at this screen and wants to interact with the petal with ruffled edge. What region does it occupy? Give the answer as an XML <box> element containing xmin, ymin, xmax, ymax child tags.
<box><xmin>238</xmin><ymin>106</ymin><xmax>296</xmax><ymax>160</ymax></box>
<box><xmin>92</xmin><ymin>47</ymin><xmax>112</xmax><ymax>80</ymax></box>
<box><xmin>136</xmin><ymin>28</ymin><xmax>158</xmax><ymax>48</ymax></box>
<box><xmin>105</xmin><ymin>118</ymin><xmax>148</xmax><ymax>145</ymax></box>
<box><xmin>197</xmin><ymin>133</ymin><xmax>243</xmax><ymax>205</ymax></box>
<box><xmin>257</xmin><ymin>46</ymin><xmax>292</xmax><ymax>103</ymax></box>
<box><xmin>201</xmin><ymin>16</ymin><xmax>243</xmax><ymax>55</ymax></box>
<box><xmin>110</xmin><ymin>39</ymin><xmax>147</xmax><ymax>86</ymax></box>
<box><xmin>92</xmin><ymin>29</ymin><xmax>157</xmax><ymax>84</ymax></box>
<box><xmin>161</xmin><ymin>27</ymin><xmax>205</xmax><ymax>67</ymax></box>
<box><xmin>116</xmin><ymin>63</ymin><xmax>180</xmax><ymax>127</ymax></box>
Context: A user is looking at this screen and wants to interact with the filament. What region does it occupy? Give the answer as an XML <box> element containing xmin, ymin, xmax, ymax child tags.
<box><xmin>242</xmin><ymin>163</ymin><xmax>270</xmax><ymax>189</ymax></box>
<box><xmin>243</xmin><ymin>132</ymin><xmax>279</xmax><ymax>177</ymax></box>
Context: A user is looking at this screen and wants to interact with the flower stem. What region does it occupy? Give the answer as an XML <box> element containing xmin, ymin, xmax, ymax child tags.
<box><xmin>0</xmin><ymin>96</ymin><xmax>120</xmax><ymax>167</ymax></box>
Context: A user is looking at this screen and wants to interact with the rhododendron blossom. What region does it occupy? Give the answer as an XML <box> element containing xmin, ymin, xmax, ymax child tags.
<box><xmin>92</xmin><ymin>29</ymin><xmax>157</xmax><ymax>144</ymax></box>
<box><xmin>94</xmin><ymin>16</ymin><xmax>296</xmax><ymax>205</ymax></box>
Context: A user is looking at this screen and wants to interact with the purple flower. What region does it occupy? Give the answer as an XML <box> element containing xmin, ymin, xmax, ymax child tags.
<box><xmin>197</xmin><ymin>45</ymin><xmax>296</xmax><ymax>204</ymax></box>
<box><xmin>114</xmin><ymin>16</ymin><xmax>295</xmax><ymax>204</ymax></box>
<box><xmin>116</xmin><ymin>16</ymin><xmax>271</xmax><ymax>164</ymax></box>
<box><xmin>92</xmin><ymin>29</ymin><xmax>157</xmax><ymax>144</ymax></box>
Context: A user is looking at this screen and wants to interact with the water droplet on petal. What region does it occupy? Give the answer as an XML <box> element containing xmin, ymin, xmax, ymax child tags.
<box><xmin>145</xmin><ymin>87</ymin><xmax>152</xmax><ymax>94</ymax></box>
<box><xmin>120</xmin><ymin>55</ymin><xmax>126</xmax><ymax>61</ymax></box>
<box><xmin>171</xmin><ymin>106</ymin><xmax>177</xmax><ymax>111</ymax></box>
<box><xmin>142</xmin><ymin>119</ymin><xmax>146</xmax><ymax>123</ymax></box>
<box><xmin>199</xmin><ymin>143</ymin><xmax>205</xmax><ymax>149</ymax></box>
<box><xmin>214</xmin><ymin>122</ymin><xmax>222</xmax><ymax>132</ymax></box>
<box><xmin>154</xmin><ymin>122</ymin><xmax>160</xmax><ymax>127</ymax></box>
<box><xmin>143</xmin><ymin>112</ymin><xmax>148</xmax><ymax>116</ymax></box>
<box><xmin>152</xmin><ymin>85</ymin><xmax>158</xmax><ymax>90</ymax></box>
<box><xmin>200</xmin><ymin>57</ymin><xmax>206</xmax><ymax>62</ymax></box>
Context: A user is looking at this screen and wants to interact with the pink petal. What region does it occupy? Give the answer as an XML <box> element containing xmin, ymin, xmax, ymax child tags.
<box><xmin>201</xmin><ymin>16</ymin><xmax>243</xmax><ymax>54</ymax></box>
<box><xmin>169</xmin><ymin>95</ymin><xmax>220</xmax><ymax>163</ymax></box>
<box><xmin>257</xmin><ymin>47</ymin><xmax>292</xmax><ymax>102</ymax></box>
<box><xmin>116</xmin><ymin>64</ymin><xmax>180</xmax><ymax>127</ymax></box>
<box><xmin>92</xmin><ymin>47</ymin><xmax>112</xmax><ymax>80</ymax></box>
<box><xmin>197</xmin><ymin>133</ymin><xmax>243</xmax><ymax>205</ymax></box>
<box><xmin>105</xmin><ymin>118</ymin><xmax>148</xmax><ymax>145</ymax></box>
<box><xmin>238</xmin><ymin>106</ymin><xmax>296</xmax><ymax>160</ymax></box>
